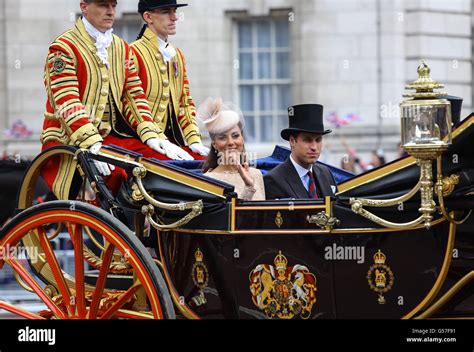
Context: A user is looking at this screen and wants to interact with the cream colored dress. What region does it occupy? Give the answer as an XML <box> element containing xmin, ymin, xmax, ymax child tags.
<box><xmin>205</xmin><ymin>167</ymin><xmax>265</xmax><ymax>201</ymax></box>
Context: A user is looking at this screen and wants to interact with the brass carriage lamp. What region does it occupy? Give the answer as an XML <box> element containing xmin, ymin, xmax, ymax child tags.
<box><xmin>400</xmin><ymin>60</ymin><xmax>452</xmax><ymax>158</ymax></box>
<box><xmin>350</xmin><ymin>60</ymin><xmax>455</xmax><ymax>229</ymax></box>
<box><xmin>400</xmin><ymin>60</ymin><xmax>452</xmax><ymax>227</ymax></box>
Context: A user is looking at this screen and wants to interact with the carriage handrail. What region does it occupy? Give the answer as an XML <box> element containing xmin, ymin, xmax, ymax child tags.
<box><xmin>141</xmin><ymin>203</ymin><xmax>203</xmax><ymax>231</ymax></box>
<box><xmin>350</xmin><ymin>180</ymin><xmax>421</xmax><ymax>208</ymax></box>
<box><xmin>349</xmin><ymin>177</ymin><xmax>431</xmax><ymax>229</ymax></box>
<box><xmin>133</xmin><ymin>167</ymin><xmax>202</xmax><ymax>212</ymax></box>
<box><xmin>350</xmin><ymin>202</ymin><xmax>427</xmax><ymax>229</ymax></box>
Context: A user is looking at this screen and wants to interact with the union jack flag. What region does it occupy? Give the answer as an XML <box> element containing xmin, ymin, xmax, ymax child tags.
<box><xmin>326</xmin><ymin>112</ymin><xmax>362</xmax><ymax>128</ymax></box>
<box><xmin>4</xmin><ymin>120</ymin><xmax>33</xmax><ymax>139</ymax></box>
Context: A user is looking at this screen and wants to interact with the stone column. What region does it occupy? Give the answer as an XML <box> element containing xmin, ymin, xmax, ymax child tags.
<box><xmin>405</xmin><ymin>0</ymin><xmax>472</xmax><ymax>119</ymax></box>
<box><xmin>0</xmin><ymin>0</ymin><xmax>8</xmax><ymax>152</ymax></box>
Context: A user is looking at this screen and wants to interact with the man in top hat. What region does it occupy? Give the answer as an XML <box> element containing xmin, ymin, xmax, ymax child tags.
<box><xmin>130</xmin><ymin>0</ymin><xmax>209</xmax><ymax>160</ymax></box>
<box><xmin>264</xmin><ymin>104</ymin><xmax>338</xmax><ymax>200</ymax></box>
<box><xmin>41</xmin><ymin>0</ymin><xmax>192</xmax><ymax>199</ymax></box>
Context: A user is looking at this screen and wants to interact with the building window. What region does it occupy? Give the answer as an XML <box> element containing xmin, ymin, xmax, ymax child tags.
<box><xmin>113</xmin><ymin>14</ymin><xmax>143</xmax><ymax>43</ymax></box>
<box><xmin>236</xmin><ymin>19</ymin><xmax>291</xmax><ymax>144</ymax></box>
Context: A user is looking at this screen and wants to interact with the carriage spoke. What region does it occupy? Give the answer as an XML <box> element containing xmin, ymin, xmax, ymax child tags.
<box><xmin>99</xmin><ymin>283</ymin><xmax>141</xmax><ymax>320</ymax></box>
<box><xmin>36</xmin><ymin>226</ymin><xmax>74</xmax><ymax>317</ymax></box>
<box><xmin>88</xmin><ymin>243</ymin><xmax>115</xmax><ymax>320</ymax></box>
<box><xmin>7</xmin><ymin>257</ymin><xmax>67</xmax><ymax>319</ymax></box>
<box><xmin>0</xmin><ymin>300</ymin><xmax>45</xmax><ymax>320</ymax></box>
<box><xmin>68</xmin><ymin>223</ymin><xmax>87</xmax><ymax>319</ymax></box>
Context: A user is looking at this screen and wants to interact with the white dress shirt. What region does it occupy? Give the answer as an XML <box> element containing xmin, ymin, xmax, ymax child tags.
<box><xmin>289</xmin><ymin>155</ymin><xmax>313</xmax><ymax>192</ymax></box>
<box><xmin>157</xmin><ymin>36</ymin><xmax>177</xmax><ymax>63</ymax></box>
<box><xmin>82</xmin><ymin>17</ymin><xmax>114</xmax><ymax>68</ymax></box>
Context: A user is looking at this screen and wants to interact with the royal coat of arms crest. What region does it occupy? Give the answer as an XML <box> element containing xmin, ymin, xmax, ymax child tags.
<box><xmin>249</xmin><ymin>251</ymin><xmax>317</xmax><ymax>319</ymax></box>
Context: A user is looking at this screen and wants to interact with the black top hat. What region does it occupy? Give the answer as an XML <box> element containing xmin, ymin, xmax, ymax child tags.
<box><xmin>138</xmin><ymin>0</ymin><xmax>188</xmax><ymax>14</ymax></box>
<box><xmin>439</xmin><ymin>95</ymin><xmax>463</xmax><ymax>126</ymax></box>
<box><xmin>281</xmin><ymin>104</ymin><xmax>332</xmax><ymax>141</ymax></box>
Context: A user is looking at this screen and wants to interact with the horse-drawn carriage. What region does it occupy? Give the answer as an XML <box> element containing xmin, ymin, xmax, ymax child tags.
<box><xmin>0</xmin><ymin>63</ymin><xmax>473</xmax><ymax>319</ymax></box>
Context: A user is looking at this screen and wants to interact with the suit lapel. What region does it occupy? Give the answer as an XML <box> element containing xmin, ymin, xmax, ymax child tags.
<box><xmin>283</xmin><ymin>159</ymin><xmax>309</xmax><ymax>199</ymax></box>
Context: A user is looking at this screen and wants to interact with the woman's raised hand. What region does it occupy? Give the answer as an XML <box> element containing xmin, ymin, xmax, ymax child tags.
<box><xmin>237</xmin><ymin>162</ymin><xmax>254</xmax><ymax>188</ymax></box>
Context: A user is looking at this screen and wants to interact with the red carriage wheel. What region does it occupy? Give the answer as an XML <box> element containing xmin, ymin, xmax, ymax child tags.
<box><xmin>0</xmin><ymin>201</ymin><xmax>175</xmax><ymax>319</ymax></box>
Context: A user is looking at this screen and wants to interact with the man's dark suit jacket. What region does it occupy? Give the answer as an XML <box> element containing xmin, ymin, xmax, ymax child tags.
<box><xmin>264</xmin><ymin>158</ymin><xmax>338</xmax><ymax>200</ymax></box>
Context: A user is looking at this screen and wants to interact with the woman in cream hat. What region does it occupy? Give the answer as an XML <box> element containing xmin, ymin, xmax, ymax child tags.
<box><xmin>198</xmin><ymin>97</ymin><xmax>265</xmax><ymax>201</ymax></box>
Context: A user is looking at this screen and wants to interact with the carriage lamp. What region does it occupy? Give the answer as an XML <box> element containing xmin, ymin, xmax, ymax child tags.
<box><xmin>400</xmin><ymin>61</ymin><xmax>453</xmax><ymax>227</ymax></box>
<box><xmin>350</xmin><ymin>61</ymin><xmax>456</xmax><ymax>229</ymax></box>
<box><xmin>400</xmin><ymin>60</ymin><xmax>452</xmax><ymax>158</ymax></box>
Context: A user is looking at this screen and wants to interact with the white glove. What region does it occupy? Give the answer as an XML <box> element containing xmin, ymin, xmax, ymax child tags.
<box><xmin>189</xmin><ymin>143</ymin><xmax>210</xmax><ymax>156</ymax></box>
<box><xmin>89</xmin><ymin>142</ymin><xmax>115</xmax><ymax>176</ymax></box>
<box><xmin>147</xmin><ymin>138</ymin><xmax>194</xmax><ymax>161</ymax></box>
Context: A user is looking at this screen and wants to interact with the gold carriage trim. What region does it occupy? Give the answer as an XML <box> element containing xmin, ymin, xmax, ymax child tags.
<box><xmin>249</xmin><ymin>251</ymin><xmax>317</xmax><ymax>319</ymax></box>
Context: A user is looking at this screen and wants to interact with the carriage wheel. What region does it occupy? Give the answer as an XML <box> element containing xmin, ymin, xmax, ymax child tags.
<box><xmin>0</xmin><ymin>201</ymin><xmax>175</xmax><ymax>319</ymax></box>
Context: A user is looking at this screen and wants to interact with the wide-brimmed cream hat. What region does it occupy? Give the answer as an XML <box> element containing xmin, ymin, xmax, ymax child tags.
<box><xmin>197</xmin><ymin>97</ymin><xmax>245</xmax><ymax>135</ymax></box>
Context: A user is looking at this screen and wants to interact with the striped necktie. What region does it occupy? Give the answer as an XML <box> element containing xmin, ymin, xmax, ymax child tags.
<box><xmin>307</xmin><ymin>171</ymin><xmax>319</xmax><ymax>199</ymax></box>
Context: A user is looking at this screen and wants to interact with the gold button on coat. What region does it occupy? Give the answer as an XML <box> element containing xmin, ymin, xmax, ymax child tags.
<box><xmin>163</xmin><ymin>80</ymin><xmax>169</xmax><ymax>87</ymax></box>
<box><xmin>159</xmin><ymin>104</ymin><xmax>167</xmax><ymax>112</ymax></box>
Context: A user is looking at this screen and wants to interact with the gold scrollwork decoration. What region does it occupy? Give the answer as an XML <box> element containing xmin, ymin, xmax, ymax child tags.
<box><xmin>82</xmin><ymin>246</ymin><xmax>133</xmax><ymax>274</ymax></box>
<box><xmin>436</xmin><ymin>157</ymin><xmax>472</xmax><ymax>224</ymax></box>
<box><xmin>441</xmin><ymin>174</ymin><xmax>459</xmax><ymax>197</ymax></box>
<box><xmin>131</xmin><ymin>183</ymin><xmax>145</xmax><ymax>202</ymax></box>
<box><xmin>306</xmin><ymin>211</ymin><xmax>340</xmax><ymax>229</ymax></box>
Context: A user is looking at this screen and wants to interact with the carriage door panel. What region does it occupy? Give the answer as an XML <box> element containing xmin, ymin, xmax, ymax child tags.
<box><xmin>159</xmin><ymin>231</ymin><xmax>239</xmax><ymax>319</ymax></box>
<box><xmin>331</xmin><ymin>222</ymin><xmax>452</xmax><ymax>319</ymax></box>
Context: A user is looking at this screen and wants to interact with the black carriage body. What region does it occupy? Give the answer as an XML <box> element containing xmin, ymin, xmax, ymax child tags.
<box><xmin>158</xmin><ymin>205</ymin><xmax>454</xmax><ymax>319</ymax></box>
<box><xmin>153</xmin><ymin>116</ymin><xmax>474</xmax><ymax>319</ymax></box>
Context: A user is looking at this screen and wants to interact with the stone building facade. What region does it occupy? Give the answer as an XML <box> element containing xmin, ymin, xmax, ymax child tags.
<box><xmin>0</xmin><ymin>0</ymin><xmax>471</xmax><ymax>167</ymax></box>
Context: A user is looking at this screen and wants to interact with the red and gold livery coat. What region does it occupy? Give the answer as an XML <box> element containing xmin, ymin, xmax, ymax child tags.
<box><xmin>41</xmin><ymin>19</ymin><xmax>162</xmax><ymax>198</ymax></box>
<box><xmin>41</xmin><ymin>19</ymin><xmax>163</xmax><ymax>148</ymax></box>
<box><xmin>131</xmin><ymin>27</ymin><xmax>202</xmax><ymax>146</ymax></box>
